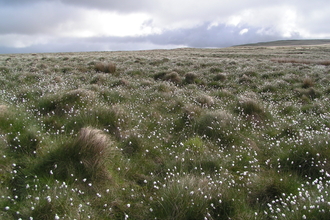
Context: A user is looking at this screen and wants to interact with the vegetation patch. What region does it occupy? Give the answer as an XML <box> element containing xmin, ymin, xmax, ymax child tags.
<box><xmin>0</xmin><ymin>46</ymin><xmax>329</xmax><ymax>219</ymax></box>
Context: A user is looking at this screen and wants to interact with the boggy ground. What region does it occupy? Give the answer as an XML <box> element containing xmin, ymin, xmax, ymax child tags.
<box><xmin>0</xmin><ymin>44</ymin><xmax>330</xmax><ymax>219</ymax></box>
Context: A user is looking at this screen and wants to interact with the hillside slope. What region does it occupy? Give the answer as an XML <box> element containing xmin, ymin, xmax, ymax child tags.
<box><xmin>237</xmin><ymin>39</ymin><xmax>330</xmax><ymax>47</ymax></box>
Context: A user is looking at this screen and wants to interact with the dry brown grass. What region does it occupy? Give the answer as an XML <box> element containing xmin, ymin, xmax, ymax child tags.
<box><xmin>69</xmin><ymin>127</ymin><xmax>112</xmax><ymax>180</ymax></box>
<box><xmin>0</xmin><ymin>105</ymin><xmax>8</xmax><ymax>115</ymax></box>
<box><xmin>95</xmin><ymin>62</ymin><xmax>116</xmax><ymax>73</ymax></box>
<box><xmin>164</xmin><ymin>71</ymin><xmax>182</xmax><ymax>84</ymax></box>
<box><xmin>302</xmin><ymin>77</ymin><xmax>314</xmax><ymax>88</ymax></box>
<box><xmin>184</xmin><ymin>72</ymin><xmax>198</xmax><ymax>84</ymax></box>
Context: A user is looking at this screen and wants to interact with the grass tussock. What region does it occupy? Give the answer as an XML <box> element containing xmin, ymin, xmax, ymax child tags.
<box><xmin>213</xmin><ymin>73</ymin><xmax>227</xmax><ymax>81</ymax></box>
<box><xmin>196</xmin><ymin>94</ymin><xmax>214</xmax><ymax>107</ymax></box>
<box><xmin>151</xmin><ymin>175</ymin><xmax>235</xmax><ymax>219</ymax></box>
<box><xmin>36</xmin><ymin>127</ymin><xmax>112</xmax><ymax>182</ymax></box>
<box><xmin>235</xmin><ymin>98</ymin><xmax>268</xmax><ymax>121</ymax></box>
<box><xmin>184</xmin><ymin>72</ymin><xmax>198</xmax><ymax>84</ymax></box>
<box><xmin>195</xmin><ymin>110</ymin><xmax>237</xmax><ymax>146</ymax></box>
<box><xmin>95</xmin><ymin>62</ymin><xmax>116</xmax><ymax>73</ymax></box>
<box><xmin>302</xmin><ymin>77</ymin><xmax>314</xmax><ymax>88</ymax></box>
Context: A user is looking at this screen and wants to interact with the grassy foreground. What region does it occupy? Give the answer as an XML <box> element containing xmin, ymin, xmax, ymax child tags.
<box><xmin>0</xmin><ymin>45</ymin><xmax>330</xmax><ymax>219</ymax></box>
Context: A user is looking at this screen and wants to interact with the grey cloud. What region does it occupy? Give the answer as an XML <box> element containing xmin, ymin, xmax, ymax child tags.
<box><xmin>0</xmin><ymin>2</ymin><xmax>80</xmax><ymax>35</ymax></box>
<box><xmin>0</xmin><ymin>22</ymin><xmax>294</xmax><ymax>54</ymax></box>
<box><xmin>100</xmin><ymin>23</ymin><xmax>291</xmax><ymax>48</ymax></box>
<box><xmin>0</xmin><ymin>0</ymin><xmax>329</xmax><ymax>54</ymax></box>
<box><xmin>59</xmin><ymin>0</ymin><xmax>152</xmax><ymax>12</ymax></box>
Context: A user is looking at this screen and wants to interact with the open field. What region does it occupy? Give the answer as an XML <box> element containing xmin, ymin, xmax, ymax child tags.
<box><xmin>0</xmin><ymin>44</ymin><xmax>330</xmax><ymax>219</ymax></box>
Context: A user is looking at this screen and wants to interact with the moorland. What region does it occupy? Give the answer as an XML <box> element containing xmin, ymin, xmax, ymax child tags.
<box><xmin>0</xmin><ymin>42</ymin><xmax>330</xmax><ymax>219</ymax></box>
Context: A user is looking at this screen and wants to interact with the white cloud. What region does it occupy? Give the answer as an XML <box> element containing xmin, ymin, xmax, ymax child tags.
<box><xmin>239</xmin><ymin>28</ymin><xmax>249</xmax><ymax>35</ymax></box>
<box><xmin>54</xmin><ymin>10</ymin><xmax>160</xmax><ymax>38</ymax></box>
<box><xmin>226</xmin><ymin>15</ymin><xmax>243</xmax><ymax>27</ymax></box>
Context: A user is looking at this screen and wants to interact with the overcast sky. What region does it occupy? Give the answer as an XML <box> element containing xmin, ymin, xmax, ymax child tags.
<box><xmin>1</xmin><ymin>0</ymin><xmax>329</xmax><ymax>54</ymax></box>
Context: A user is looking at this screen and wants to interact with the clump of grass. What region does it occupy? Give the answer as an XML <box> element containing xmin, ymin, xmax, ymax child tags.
<box><xmin>261</xmin><ymin>83</ymin><xmax>277</xmax><ymax>93</ymax></box>
<box><xmin>196</xmin><ymin>94</ymin><xmax>214</xmax><ymax>107</ymax></box>
<box><xmin>184</xmin><ymin>72</ymin><xmax>198</xmax><ymax>84</ymax></box>
<box><xmin>248</xmin><ymin>171</ymin><xmax>298</xmax><ymax>208</ymax></box>
<box><xmin>213</xmin><ymin>73</ymin><xmax>227</xmax><ymax>82</ymax></box>
<box><xmin>302</xmin><ymin>77</ymin><xmax>314</xmax><ymax>88</ymax></box>
<box><xmin>111</xmin><ymin>79</ymin><xmax>130</xmax><ymax>87</ymax></box>
<box><xmin>95</xmin><ymin>62</ymin><xmax>116</xmax><ymax>73</ymax></box>
<box><xmin>65</xmin><ymin>105</ymin><xmax>129</xmax><ymax>139</ymax></box>
<box><xmin>151</xmin><ymin>175</ymin><xmax>235</xmax><ymax>219</ymax></box>
<box><xmin>213</xmin><ymin>89</ymin><xmax>235</xmax><ymax>100</ymax></box>
<box><xmin>183</xmin><ymin>136</ymin><xmax>204</xmax><ymax>154</ymax></box>
<box><xmin>0</xmin><ymin>107</ymin><xmax>40</xmax><ymax>156</ymax></box>
<box><xmin>36</xmin><ymin>89</ymin><xmax>95</xmax><ymax>115</ymax></box>
<box><xmin>121</xmin><ymin>134</ymin><xmax>143</xmax><ymax>157</ymax></box>
<box><xmin>164</xmin><ymin>71</ymin><xmax>182</xmax><ymax>84</ymax></box>
<box><xmin>70</xmin><ymin>127</ymin><xmax>111</xmax><ymax>179</ymax></box>
<box><xmin>53</xmin><ymin>76</ymin><xmax>63</xmax><ymax>83</ymax></box>
<box><xmin>278</xmin><ymin>141</ymin><xmax>329</xmax><ymax>179</ymax></box>
<box><xmin>209</xmin><ymin>67</ymin><xmax>223</xmax><ymax>73</ymax></box>
<box><xmin>185</xmin><ymin>104</ymin><xmax>202</xmax><ymax>119</ymax></box>
<box><xmin>90</xmin><ymin>73</ymin><xmax>107</xmax><ymax>85</ymax></box>
<box><xmin>235</xmin><ymin>98</ymin><xmax>268</xmax><ymax>121</ymax></box>
<box><xmin>195</xmin><ymin>110</ymin><xmax>236</xmax><ymax>146</ymax></box>
<box><xmin>295</xmin><ymin>88</ymin><xmax>321</xmax><ymax>100</ymax></box>
<box><xmin>35</xmin><ymin>127</ymin><xmax>112</xmax><ymax>182</ymax></box>
<box><xmin>153</xmin><ymin>71</ymin><xmax>167</xmax><ymax>81</ymax></box>
<box><xmin>238</xmin><ymin>74</ymin><xmax>252</xmax><ymax>84</ymax></box>
<box><xmin>154</xmin><ymin>71</ymin><xmax>182</xmax><ymax>84</ymax></box>
<box><xmin>174</xmin><ymin>104</ymin><xmax>202</xmax><ymax>132</ymax></box>
<box><xmin>7</xmin><ymin>128</ymin><xmax>39</xmax><ymax>156</ymax></box>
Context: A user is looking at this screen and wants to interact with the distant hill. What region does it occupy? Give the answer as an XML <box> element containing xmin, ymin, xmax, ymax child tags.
<box><xmin>236</xmin><ymin>39</ymin><xmax>330</xmax><ymax>47</ymax></box>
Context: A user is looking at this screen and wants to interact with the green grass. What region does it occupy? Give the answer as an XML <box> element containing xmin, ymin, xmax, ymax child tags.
<box><xmin>0</xmin><ymin>45</ymin><xmax>330</xmax><ymax>219</ymax></box>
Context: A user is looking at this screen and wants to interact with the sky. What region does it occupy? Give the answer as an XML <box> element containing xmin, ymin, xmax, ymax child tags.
<box><xmin>0</xmin><ymin>0</ymin><xmax>330</xmax><ymax>54</ymax></box>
